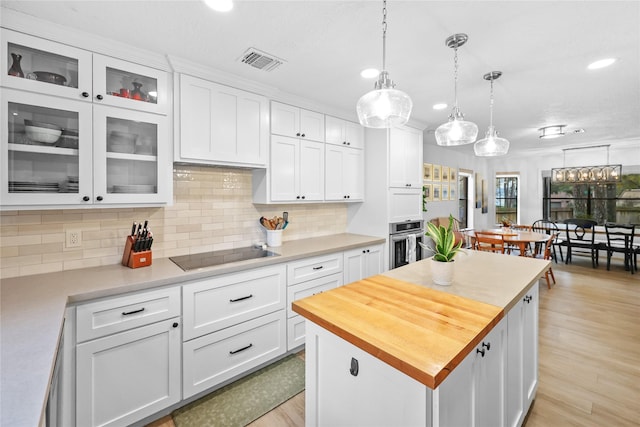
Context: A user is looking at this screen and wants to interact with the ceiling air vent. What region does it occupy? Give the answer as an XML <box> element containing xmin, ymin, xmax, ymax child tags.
<box><xmin>238</xmin><ymin>47</ymin><xmax>285</xmax><ymax>72</ymax></box>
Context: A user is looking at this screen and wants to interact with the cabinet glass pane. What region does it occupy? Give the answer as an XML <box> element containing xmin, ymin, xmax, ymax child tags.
<box><xmin>106</xmin><ymin>117</ymin><xmax>157</xmax><ymax>194</ymax></box>
<box><xmin>7</xmin><ymin>42</ymin><xmax>79</xmax><ymax>89</ymax></box>
<box><xmin>7</xmin><ymin>102</ymin><xmax>80</xmax><ymax>193</ymax></box>
<box><xmin>105</xmin><ymin>67</ymin><xmax>158</xmax><ymax>104</ymax></box>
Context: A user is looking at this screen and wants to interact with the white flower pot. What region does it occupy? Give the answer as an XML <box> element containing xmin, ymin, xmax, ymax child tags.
<box><xmin>431</xmin><ymin>258</ymin><xmax>455</xmax><ymax>286</ymax></box>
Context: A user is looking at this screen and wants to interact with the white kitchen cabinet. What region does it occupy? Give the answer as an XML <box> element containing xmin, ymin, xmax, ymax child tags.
<box><xmin>388</xmin><ymin>126</ymin><xmax>423</xmax><ymax>189</ymax></box>
<box><xmin>76</xmin><ymin>317</ymin><xmax>181</xmax><ymax>427</ymax></box>
<box><xmin>325</xmin><ymin>144</ymin><xmax>364</xmax><ymax>201</ymax></box>
<box><xmin>506</xmin><ymin>283</ymin><xmax>539</xmax><ymax>427</ymax></box>
<box><xmin>269</xmin><ymin>135</ymin><xmax>324</xmax><ymax>202</ymax></box>
<box><xmin>287</xmin><ymin>272</ymin><xmax>342</xmax><ymax>318</ymax></box>
<box><xmin>305</xmin><ymin>320</ymin><xmax>431</xmax><ymax>427</ymax></box>
<box><xmin>388</xmin><ymin>188</ymin><xmax>423</xmax><ymax>222</ymax></box>
<box><xmin>177</xmin><ymin>74</ymin><xmax>268</xmax><ymax>167</ymax></box>
<box><xmin>343</xmin><ymin>244</ymin><xmax>385</xmax><ymax>284</ymax></box>
<box><xmin>271</xmin><ymin>101</ymin><xmax>324</xmax><ymax>142</ymax></box>
<box><xmin>2</xmin><ymin>29</ymin><xmax>172</xmax><ymax>208</ymax></box>
<box><xmin>325</xmin><ymin>115</ymin><xmax>364</xmax><ymax>149</ymax></box>
<box><xmin>183</xmin><ymin>310</ymin><xmax>286</xmax><ymax>399</ymax></box>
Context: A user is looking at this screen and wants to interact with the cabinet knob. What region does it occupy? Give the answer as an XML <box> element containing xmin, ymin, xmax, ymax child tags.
<box><xmin>362</xmin><ymin>250</ymin><xmax>366</xmax><ymax>253</ymax></box>
<box><xmin>350</xmin><ymin>357</ymin><xmax>359</xmax><ymax>376</ymax></box>
<box><xmin>82</xmin><ymin>196</ymin><xmax>90</xmax><ymax>202</ymax></box>
<box><xmin>366</xmin><ymin>249</ymin><xmax>370</xmax><ymax>253</ymax></box>
<box><xmin>347</xmin><ymin>142</ymin><xmax>351</xmax><ymax>146</ymax></box>
<box><xmin>172</xmin><ymin>322</ymin><xmax>179</xmax><ymax>328</ymax></box>
<box><xmin>347</xmin><ymin>195</ymin><xmax>350</xmax><ymax>199</ymax></box>
<box><xmin>476</xmin><ymin>348</ymin><xmax>486</xmax><ymax>357</ymax></box>
<box><xmin>96</xmin><ymin>196</ymin><xmax>103</xmax><ymax>201</ymax></box>
<box><xmin>96</xmin><ymin>94</ymin><xmax>104</xmax><ymax>100</ymax></box>
<box><xmin>81</xmin><ymin>91</ymin><xmax>90</xmax><ymax>98</ymax></box>
<box><xmin>301</xmin><ymin>195</ymin><xmax>305</xmax><ymax>199</ymax></box>
<box><xmin>301</xmin><ymin>133</ymin><xmax>306</xmax><ymax>138</ymax></box>
<box><xmin>482</xmin><ymin>342</ymin><xmax>491</xmax><ymax>351</ymax></box>
<box><xmin>296</xmin><ymin>132</ymin><xmax>301</xmax><ymax>137</ymax></box>
<box><xmin>296</xmin><ymin>196</ymin><xmax>301</xmax><ymax>199</ymax></box>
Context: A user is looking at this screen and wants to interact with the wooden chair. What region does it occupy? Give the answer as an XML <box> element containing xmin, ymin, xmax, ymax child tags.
<box><xmin>562</xmin><ymin>218</ymin><xmax>599</xmax><ymax>268</ymax></box>
<box><xmin>474</xmin><ymin>232</ymin><xmax>506</xmax><ymax>254</ymax></box>
<box><xmin>531</xmin><ymin>219</ymin><xmax>564</xmax><ymax>263</ymax></box>
<box><xmin>604</xmin><ymin>223</ymin><xmax>636</xmax><ymax>274</ymax></box>
<box><xmin>532</xmin><ymin>233</ymin><xmax>558</xmax><ymax>288</ymax></box>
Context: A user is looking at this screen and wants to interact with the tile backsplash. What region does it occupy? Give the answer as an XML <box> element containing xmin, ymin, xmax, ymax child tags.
<box><xmin>0</xmin><ymin>165</ymin><xmax>347</xmax><ymax>279</ymax></box>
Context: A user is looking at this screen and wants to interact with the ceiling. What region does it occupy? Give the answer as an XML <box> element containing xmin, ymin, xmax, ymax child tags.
<box><xmin>3</xmin><ymin>0</ymin><xmax>639</xmax><ymax>157</ymax></box>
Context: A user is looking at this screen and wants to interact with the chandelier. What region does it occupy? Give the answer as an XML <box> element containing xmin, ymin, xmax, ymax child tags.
<box><xmin>551</xmin><ymin>145</ymin><xmax>622</xmax><ymax>183</ymax></box>
<box><xmin>356</xmin><ymin>0</ymin><xmax>413</xmax><ymax>128</ymax></box>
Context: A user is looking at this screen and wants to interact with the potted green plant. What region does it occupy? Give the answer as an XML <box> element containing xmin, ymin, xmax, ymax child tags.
<box><xmin>422</xmin><ymin>214</ymin><xmax>463</xmax><ymax>286</ymax></box>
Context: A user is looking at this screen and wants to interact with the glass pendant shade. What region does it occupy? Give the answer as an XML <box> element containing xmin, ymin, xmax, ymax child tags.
<box><xmin>357</xmin><ymin>71</ymin><xmax>413</xmax><ymax>128</ymax></box>
<box><xmin>435</xmin><ymin>107</ymin><xmax>478</xmax><ymax>146</ymax></box>
<box><xmin>474</xmin><ymin>126</ymin><xmax>510</xmax><ymax>156</ymax></box>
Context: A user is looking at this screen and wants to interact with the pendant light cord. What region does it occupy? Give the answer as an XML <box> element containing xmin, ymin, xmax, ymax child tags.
<box><xmin>488</xmin><ymin>76</ymin><xmax>495</xmax><ymax>127</ymax></box>
<box><xmin>381</xmin><ymin>0</ymin><xmax>387</xmax><ymax>71</ymax></box>
<box><xmin>453</xmin><ymin>45</ymin><xmax>459</xmax><ymax>109</ymax></box>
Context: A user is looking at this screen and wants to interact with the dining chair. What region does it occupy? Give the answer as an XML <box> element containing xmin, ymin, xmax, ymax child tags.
<box><xmin>562</xmin><ymin>218</ymin><xmax>599</xmax><ymax>268</ymax></box>
<box><xmin>604</xmin><ymin>223</ymin><xmax>636</xmax><ymax>274</ymax></box>
<box><xmin>474</xmin><ymin>232</ymin><xmax>506</xmax><ymax>254</ymax></box>
<box><xmin>531</xmin><ymin>219</ymin><xmax>564</xmax><ymax>263</ymax></box>
<box><xmin>532</xmin><ymin>233</ymin><xmax>558</xmax><ymax>289</ymax></box>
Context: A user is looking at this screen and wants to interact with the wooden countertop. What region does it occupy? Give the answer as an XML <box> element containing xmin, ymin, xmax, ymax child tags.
<box><xmin>0</xmin><ymin>233</ymin><xmax>384</xmax><ymax>427</ymax></box>
<box><xmin>293</xmin><ymin>250</ymin><xmax>550</xmax><ymax>389</ymax></box>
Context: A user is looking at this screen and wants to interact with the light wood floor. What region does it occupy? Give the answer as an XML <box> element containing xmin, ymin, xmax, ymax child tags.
<box><xmin>148</xmin><ymin>257</ymin><xmax>639</xmax><ymax>427</ymax></box>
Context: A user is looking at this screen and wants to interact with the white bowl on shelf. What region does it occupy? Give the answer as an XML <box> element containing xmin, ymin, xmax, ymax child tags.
<box><xmin>25</xmin><ymin>125</ymin><xmax>62</xmax><ymax>144</ymax></box>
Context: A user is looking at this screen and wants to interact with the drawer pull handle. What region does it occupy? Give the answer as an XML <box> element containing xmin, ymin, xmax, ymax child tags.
<box><xmin>122</xmin><ymin>307</ymin><xmax>145</xmax><ymax>316</ymax></box>
<box><xmin>312</xmin><ymin>266</ymin><xmax>324</xmax><ymax>270</ymax></box>
<box><xmin>230</xmin><ymin>294</ymin><xmax>253</xmax><ymax>302</ymax></box>
<box><xmin>230</xmin><ymin>343</ymin><xmax>253</xmax><ymax>355</ymax></box>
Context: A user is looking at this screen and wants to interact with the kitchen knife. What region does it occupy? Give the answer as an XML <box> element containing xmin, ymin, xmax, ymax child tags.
<box><xmin>131</xmin><ymin>222</ymin><xmax>137</xmax><ymax>236</ymax></box>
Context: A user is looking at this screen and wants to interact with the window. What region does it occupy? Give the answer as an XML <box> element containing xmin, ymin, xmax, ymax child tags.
<box><xmin>543</xmin><ymin>172</ymin><xmax>640</xmax><ymax>225</ymax></box>
<box><xmin>495</xmin><ymin>174</ymin><xmax>519</xmax><ymax>225</ymax></box>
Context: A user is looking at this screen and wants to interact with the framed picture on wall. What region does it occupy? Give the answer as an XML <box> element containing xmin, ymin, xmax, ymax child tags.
<box><xmin>449</xmin><ymin>168</ymin><xmax>457</xmax><ymax>183</ymax></box>
<box><xmin>433</xmin><ymin>183</ymin><xmax>441</xmax><ymax>200</ymax></box>
<box><xmin>450</xmin><ymin>183</ymin><xmax>457</xmax><ymax>200</ymax></box>
<box><xmin>442</xmin><ymin>183</ymin><xmax>449</xmax><ymax>201</ymax></box>
<box><xmin>423</xmin><ymin>184</ymin><xmax>432</xmax><ymax>201</ymax></box>
<box><xmin>433</xmin><ymin>165</ymin><xmax>442</xmax><ymax>182</ymax></box>
<box><xmin>475</xmin><ymin>172</ymin><xmax>482</xmax><ymax>208</ymax></box>
<box><xmin>423</xmin><ymin>163</ymin><xmax>433</xmax><ymax>181</ymax></box>
<box><xmin>442</xmin><ymin>166</ymin><xmax>450</xmax><ymax>182</ymax></box>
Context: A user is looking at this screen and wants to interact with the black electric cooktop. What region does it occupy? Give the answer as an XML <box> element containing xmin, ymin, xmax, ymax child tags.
<box><xmin>169</xmin><ymin>246</ymin><xmax>279</xmax><ymax>271</ymax></box>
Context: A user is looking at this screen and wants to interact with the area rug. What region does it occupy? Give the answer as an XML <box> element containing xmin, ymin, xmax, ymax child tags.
<box><xmin>172</xmin><ymin>354</ymin><xmax>305</xmax><ymax>427</ymax></box>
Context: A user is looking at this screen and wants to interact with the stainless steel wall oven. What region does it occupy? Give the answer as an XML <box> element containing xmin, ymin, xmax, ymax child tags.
<box><xmin>389</xmin><ymin>220</ymin><xmax>424</xmax><ymax>269</ymax></box>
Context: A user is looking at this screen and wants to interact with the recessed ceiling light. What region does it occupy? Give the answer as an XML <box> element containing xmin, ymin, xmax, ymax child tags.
<box><xmin>360</xmin><ymin>68</ymin><xmax>379</xmax><ymax>79</ymax></box>
<box><xmin>433</xmin><ymin>103</ymin><xmax>448</xmax><ymax>110</ymax></box>
<box><xmin>587</xmin><ymin>58</ymin><xmax>616</xmax><ymax>70</ymax></box>
<box><xmin>203</xmin><ymin>0</ymin><xmax>233</xmax><ymax>12</ymax></box>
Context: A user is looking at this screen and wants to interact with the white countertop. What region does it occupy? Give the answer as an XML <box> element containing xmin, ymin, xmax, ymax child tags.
<box><xmin>0</xmin><ymin>233</ymin><xmax>384</xmax><ymax>427</ymax></box>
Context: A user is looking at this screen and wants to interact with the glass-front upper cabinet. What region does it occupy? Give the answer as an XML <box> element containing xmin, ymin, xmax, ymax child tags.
<box><xmin>92</xmin><ymin>105</ymin><xmax>170</xmax><ymax>204</ymax></box>
<box><xmin>92</xmin><ymin>55</ymin><xmax>168</xmax><ymax>115</ymax></box>
<box><xmin>2</xmin><ymin>28</ymin><xmax>93</xmax><ymax>101</ymax></box>
<box><xmin>1</xmin><ymin>88</ymin><xmax>93</xmax><ymax>206</ymax></box>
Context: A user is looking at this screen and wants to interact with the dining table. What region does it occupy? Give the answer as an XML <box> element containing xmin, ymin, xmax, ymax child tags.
<box><xmin>470</xmin><ymin>228</ymin><xmax>549</xmax><ymax>257</ymax></box>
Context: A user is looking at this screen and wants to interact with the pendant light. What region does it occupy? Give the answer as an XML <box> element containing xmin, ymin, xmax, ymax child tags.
<box><xmin>356</xmin><ymin>0</ymin><xmax>413</xmax><ymax>128</ymax></box>
<box><xmin>474</xmin><ymin>71</ymin><xmax>509</xmax><ymax>156</ymax></box>
<box><xmin>435</xmin><ymin>34</ymin><xmax>478</xmax><ymax>146</ymax></box>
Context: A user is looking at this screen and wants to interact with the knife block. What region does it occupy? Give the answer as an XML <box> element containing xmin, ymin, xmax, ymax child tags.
<box><xmin>122</xmin><ymin>236</ymin><xmax>152</xmax><ymax>269</ymax></box>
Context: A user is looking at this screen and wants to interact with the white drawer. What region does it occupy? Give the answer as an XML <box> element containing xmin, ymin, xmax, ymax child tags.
<box><xmin>76</xmin><ymin>286</ymin><xmax>180</xmax><ymax>343</ymax></box>
<box><xmin>182</xmin><ymin>265</ymin><xmax>286</xmax><ymax>341</ymax></box>
<box><xmin>287</xmin><ymin>272</ymin><xmax>342</xmax><ymax>318</ymax></box>
<box><xmin>182</xmin><ymin>310</ymin><xmax>286</xmax><ymax>398</ymax></box>
<box><xmin>287</xmin><ymin>315</ymin><xmax>306</xmax><ymax>351</ymax></box>
<box><xmin>287</xmin><ymin>252</ymin><xmax>343</xmax><ymax>285</ymax></box>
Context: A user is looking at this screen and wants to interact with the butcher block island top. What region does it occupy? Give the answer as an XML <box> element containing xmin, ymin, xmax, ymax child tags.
<box><xmin>292</xmin><ymin>250</ymin><xmax>549</xmax><ymax>389</ymax></box>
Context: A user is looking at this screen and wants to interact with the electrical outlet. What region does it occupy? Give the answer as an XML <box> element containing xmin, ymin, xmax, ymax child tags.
<box><xmin>66</xmin><ymin>230</ymin><xmax>82</xmax><ymax>248</ymax></box>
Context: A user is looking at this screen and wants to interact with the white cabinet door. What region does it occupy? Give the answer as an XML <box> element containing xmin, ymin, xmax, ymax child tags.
<box><xmin>286</xmin><ymin>272</ymin><xmax>342</xmax><ymax>318</ymax></box>
<box><xmin>76</xmin><ymin>317</ymin><xmax>181</xmax><ymax>427</ymax></box>
<box><xmin>325</xmin><ymin>116</ymin><xmax>363</xmax><ymax>149</ymax></box>
<box><xmin>93</xmin><ymin>54</ymin><xmax>169</xmax><ymax>115</ymax></box>
<box><xmin>474</xmin><ymin>319</ymin><xmax>506</xmax><ymax>427</ymax></box>
<box><xmin>435</xmin><ymin>342</ymin><xmax>474</xmax><ymax>427</ymax></box>
<box><xmin>325</xmin><ymin>145</ymin><xmax>363</xmax><ymax>201</ymax></box>
<box><xmin>179</xmin><ymin>75</ymin><xmax>268</xmax><ymax>167</ymax></box>
<box><xmin>506</xmin><ymin>298</ymin><xmax>525</xmax><ymax>427</ymax></box>
<box><xmin>270</xmin><ymin>135</ymin><xmax>299</xmax><ymax>201</ymax></box>
<box><xmin>388</xmin><ymin>188</ymin><xmax>422</xmax><ymax>222</ymax></box>
<box><xmin>300</xmin><ymin>108</ymin><xmax>325</xmax><ymax>142</ymax></box>
<box><xmin>344</xmin><ymin>120</ymin><xmax>365</xmax><ymax>149</ymax></box>
<box><xmin>343</xmin><ymin>244</ymin><xmax>385</xmax><ymax>285</ymax></box>
<box><xmin>306</xmin><ymin>321</ymin><xmax>429</xmax><ymax>427</ymax></box>
<box><xmin>365</xmin><ymin>244</ymin><xmax>385</xmax><ymax>276</ymax></box>
<box><xmin>523</xmin><ymin>284</ymin><xmax>539</xmax><ymax>410</ymax></box>
<box><xmin>299</xmin><ymin>139</ymin><xmax>324</xmax><ymax>201</ymax></box>
<box><xmin>93</xmin><ymin>105</ymin><xmax>171</xmax><ymax>205</ymax></box>
<box><xmin>388</xmin><ymin>126</ymin><xmax>423</xmax><ymax>189</ymax></box>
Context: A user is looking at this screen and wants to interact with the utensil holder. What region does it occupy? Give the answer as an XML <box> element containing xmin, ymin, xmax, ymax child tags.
<box><xmin>266</xmin><ymin>230</ymin><xmax>283</xmax><ymax>247</ymax></box>
<box><xmin>121</xmin><ymin>236</ymin><xmax>152</xmax><ymax>269</ymax></box>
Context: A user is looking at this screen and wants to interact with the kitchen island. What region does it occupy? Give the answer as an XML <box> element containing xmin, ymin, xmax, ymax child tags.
<box><xmin>293</xmin><ymin>250</ymin><xmax>549</xmax><ymax>427</ymax></box>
